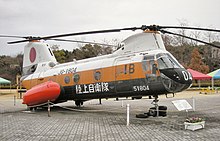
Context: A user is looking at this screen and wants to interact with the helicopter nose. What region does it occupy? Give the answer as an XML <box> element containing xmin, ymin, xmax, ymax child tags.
<box><xmin>159</xmin><ymin>68</ymin><xmax>192</xmax><ymax>93</ymax></box>
<box><xmin>160</xmin><ymin>68</ymin><xmax>192</xmax><ymax>84</ymax></box>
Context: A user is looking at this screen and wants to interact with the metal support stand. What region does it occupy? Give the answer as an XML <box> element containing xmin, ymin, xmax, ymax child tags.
<box><xmin>152</xmin><ymin>95</ymin><xmax>159</xmax><ymax>117</ymax></box>
<box><xmin>48</xmin><ymin>100</ymin><xmax>51</xmax><ymax>117</ymax></box>
<box><xmin>99</xmin><ymin>98</ymin><xmax>102</xmax><ymax>105</ymax></box>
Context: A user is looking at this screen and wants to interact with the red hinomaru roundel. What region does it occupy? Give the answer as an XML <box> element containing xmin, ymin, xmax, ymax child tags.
<box><xmin>29</xmin><ymin>47</ymin><xmax>36</xmax><ymax>63</ymax></box>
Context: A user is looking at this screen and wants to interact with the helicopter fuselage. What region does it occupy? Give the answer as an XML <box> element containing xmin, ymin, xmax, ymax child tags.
<box><xmin>22</xmin><ymin>49</ymin><xmax>192</xmax><ymax>104</ymax></box>
<box><xmin>21</xmin><ymin>31</ymin><xmax>192</xmax><ymax>106</ymax></box>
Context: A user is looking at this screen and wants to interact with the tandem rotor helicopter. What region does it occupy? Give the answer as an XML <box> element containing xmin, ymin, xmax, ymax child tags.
<box><xmin>1</xmin><ymin>25</ymin><xmax>220</xmax><ymax>116</ymax></box>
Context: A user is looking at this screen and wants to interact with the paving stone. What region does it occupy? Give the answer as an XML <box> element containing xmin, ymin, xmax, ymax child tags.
<box><xmin>0</xmin><ymin>91</ymin><xmax>220</xmax><ymax>141</ymax></box>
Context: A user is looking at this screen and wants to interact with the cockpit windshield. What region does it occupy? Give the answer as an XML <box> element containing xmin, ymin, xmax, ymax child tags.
<box><xmin>157</xmin><ymin>53</ymin><xmax>182</xmax><ymax>69</ymax></box>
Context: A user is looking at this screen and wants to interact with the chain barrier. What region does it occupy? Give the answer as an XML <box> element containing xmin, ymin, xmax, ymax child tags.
<box><xmin>48</xmin><ymin>101</ymin><xmax>126</xmax><ymax>113</ymax></box>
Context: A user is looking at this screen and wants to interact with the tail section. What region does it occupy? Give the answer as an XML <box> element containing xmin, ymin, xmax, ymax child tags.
<box><xmin>22</xmin><ymin>41</ymin><xmax>57</xmax><ymax>76</ymax></box>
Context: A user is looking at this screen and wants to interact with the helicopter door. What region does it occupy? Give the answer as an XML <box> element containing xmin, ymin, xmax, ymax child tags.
<box><xmin>115</xmin><ymin>58</ymin><xmax>133</xmax><ymax>93</ymax></box>
<box><xmin>142</xmin><ymin>55</ymin><xmax>157</xmax><ymax>83</ymax></box>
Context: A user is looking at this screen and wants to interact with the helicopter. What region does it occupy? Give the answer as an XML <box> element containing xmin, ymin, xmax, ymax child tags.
<box><xmin>1</xmin><ymin>25</ymin><xmax>220</xmax><ymax>116</ymax></box>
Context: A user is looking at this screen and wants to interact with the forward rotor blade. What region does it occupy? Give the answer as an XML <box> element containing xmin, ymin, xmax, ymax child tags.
<box><xmin>48</xmin><ymin>38</ymin><xmax>116</xmax><ymax>47</ymax></box>
<box><xmin>159</xmin><ymin>26</ymin><xmax>220</xmax><ymax>32</ymax></box>
<box><xmin>161</xmin><ymin>29</ymin><xmax>220</xmax><ymax>49</ymax></box>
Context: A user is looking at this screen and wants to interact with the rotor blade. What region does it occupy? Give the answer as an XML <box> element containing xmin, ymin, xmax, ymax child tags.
<box><xmin>7</xmin><ymin>26</ymin><xmax>145</xmax><ymax>44</ymax></box>
<box><xmin>7</xmin><ymin>36</ymin><xmax>42</xmax><ymax>44</ymax></box>
<box><xmin>0</xmin><ymin>35</ymin><xmax>27</xmax><ymax>39</ymax></box>
<box><xmin>160</xmin><ymin>29</ymin><xmax>220</xmax><ymax>49</ymax></box>
<box><xmin>159</xmin><ymin>26</ymin><xmax>220</xmax><ymax>32</ymax></box>
<box><xmin>7</xmin><ymin>39</ymin><xmax>36</xmax><ymax>44</ymax></box>
<box><xmin>41</xmin><ymin>26</ymin><xmax>144</xmax><ymax>40</ymax></box>
<box><xmin>48</xmin><ymin>38</ymin><xmax>116</xmax><ymax>47</ymax></box>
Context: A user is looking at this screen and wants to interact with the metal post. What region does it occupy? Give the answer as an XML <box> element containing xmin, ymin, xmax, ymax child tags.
<box><xmin>126</xmin><ymin>104</ymin><xmax>130</xmax><ymax>126</ymax></box>
<box><xmin>121</xmin><ymin>100</ymin><xmax>124</xmax><ymax>107</ymax></box>
<box><xmin>48</xmin><ymin>100</ymin><xmax>51</xmax><ymax>117</ymax></box>
<box><xmin>14</xmin><ymin>95</ymin><xmax>16</xmax><ymax>106</ymax></box>
<box><xmin>186</xmin><ymin>109</ymin><xmax>188</xmax><ymax>118</ymax></box>
<box><xmin>192</xmin><ymin>97</ymin><xmax>195</xmax><ymax>111</ymax></box>
<box><xmin>212</xmin><ymin>78</ymin><xmax>214</xmax><ymax>90</ymax></box>
<box><xmin>154</xmin><ymin>96</ymin><xmax>159</xmax><ymax>117</ymax></box>
<box><xmin>156</xmin><ymin>104</ymin><xmax>159</xmax><ymax>117</ymax></box>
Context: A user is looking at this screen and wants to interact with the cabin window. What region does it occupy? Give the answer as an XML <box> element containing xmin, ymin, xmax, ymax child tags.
<box><xmin>64</xmin><ymin>76</ymin><xmax>70</xmax><ymax>84</ymax></box>
<box><xmin>73</xmin><ymin>73</ymin><xmax>80</xmax><ymax>83</ymax></box>
<box><xmin>94</xmin><ymin>71</ymin><xmax>101</xmax><ymax>81</ymax></box>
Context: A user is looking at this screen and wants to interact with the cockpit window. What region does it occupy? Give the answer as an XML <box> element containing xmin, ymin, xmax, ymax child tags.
<box><xmin>143</xmin><ymin>55</ymin><xmax>154</xmax><ymax>60</ymax></box>
<box><xmin>157</xmin><ymin>53</ymin><xmax>182</xmax><ymax>69</ymax></box>
<box><xmin>166</xmin><ymin>53</ymin><xmax>183</xmax><ymax>68</ymax></box>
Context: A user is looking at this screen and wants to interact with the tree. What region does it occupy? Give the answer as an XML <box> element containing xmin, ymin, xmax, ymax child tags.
<box><xmin>71</xmin><ymin>44</ymin><xmax>113</xmax><ymax>60</ymax></box>
<box><xmin>0</xmin><ymin>55</ymin><xmax>21</xmax><ymax>84</ymax></box>
<box><xmin>53</xmin><ymin>50</ymin><xmax>66</xmax><ymax>63</ymax></box>
<box><xmin>188</xmin><ymin>48</ymin><xmax>209</xmax><ymax>73</ymax></box>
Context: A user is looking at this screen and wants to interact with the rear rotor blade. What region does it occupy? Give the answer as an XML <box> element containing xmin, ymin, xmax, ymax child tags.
<box><xmin>7</xmin><ymin>38</ymin><xmax>39</xmax><ymax>44</ymax></box>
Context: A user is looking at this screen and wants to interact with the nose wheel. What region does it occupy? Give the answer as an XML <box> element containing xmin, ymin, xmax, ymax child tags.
<box><xmin>149</xmin><ymin>95</ymin><xmax>159</xmax><ymax>117</ymax></box>
<box><xmin>148</xmin><ymin>95</ymin><xmax>167</xmax><ymax>117</ymax></box>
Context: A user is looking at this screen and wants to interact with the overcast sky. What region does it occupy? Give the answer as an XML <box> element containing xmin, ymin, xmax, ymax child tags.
<box><xmin>0</xmin><ymin>0</ymin><xmax>220</xmax><ymax>56</ymax></box>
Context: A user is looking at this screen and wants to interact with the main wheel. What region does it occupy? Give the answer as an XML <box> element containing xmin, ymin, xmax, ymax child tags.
<box><xmin>148</xmin><ymin>106</ymin><xmax>167</xmax><ymax>117</ymax></box>
<box><xmin>75</xmin><ymin>101</ymin><xmax>83</xmax><ymax>107</ymax></box>
<box><xmin>29</xmin><ymin>107</ymin><xmax>37</xmax><ymax>111</ymax></box>
<box><xmin>148</xmin><ymin>107</ymin><xmax>157</xmax><ymax>117</ymax></box>
<box><xmin>159</xmin><ymin>106</ymin><xmax>167</xmax><ymax>117</ymax></box>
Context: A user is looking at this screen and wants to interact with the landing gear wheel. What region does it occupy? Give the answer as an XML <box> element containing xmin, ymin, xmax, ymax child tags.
<box><xmin>136</xmin><ymin>113</ymin><xmax>149</xmax><ymax>118</ymax></box>
<box><xmin>29</xmin><ymin>107</ymin><xmax>37</xmax><ymax>111</ymax></box>
<box><xmin>75</xmin><ymin>101</ymin><xmax>83</xmax><ymax>107</ymax></box>
<box><xmin>148</xmin><ymin>107</ymin><xmax>157</xmax><ymax>117</ymax></box>
<box><xmin>148</xmin><ymin>106</ymin><xmax>167</xmax><ymax>117</ymax></box>
<box><xmin>158</xmin><ymin>106</ymin><xmax>167</xmax><ymax>117</ymax></box>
